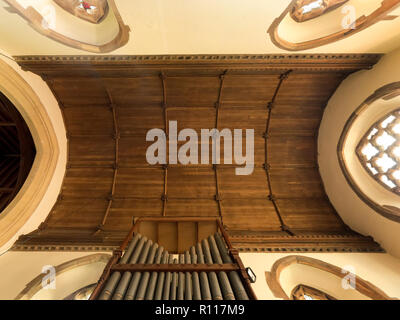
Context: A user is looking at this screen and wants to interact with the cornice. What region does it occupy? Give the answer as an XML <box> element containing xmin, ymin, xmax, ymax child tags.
<box><xmin>14</xmin><ymin>54</ymin><xmax>382</xmax><ymax>63</ymax></box>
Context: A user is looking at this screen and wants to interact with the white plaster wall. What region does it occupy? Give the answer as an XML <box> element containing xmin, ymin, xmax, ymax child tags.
<box><xmin>2</xmin><ymin>1</ymin><xmax>400</xmax><ymax>55</ymax></box>
<box><xmin>240</xmin><ymin>252</ymin><xmax>400</xmax><ymax>300</ymax></box>
<box><xmin>319</xmin><ymin>47</ymin><xmax>400</xmax><ymax>258</ymax></box>
<box><xmin>1</xmin><ymin>251</ymin><xmax>399</xmax><ymax>300</ymax></box>
<box><xmin>0</xmin><ymin>251</ymin><xmax>109</xmax><ymax>300</ymax></box>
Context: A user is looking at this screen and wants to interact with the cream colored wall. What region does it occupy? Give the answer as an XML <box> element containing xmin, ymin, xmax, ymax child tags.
<box><xmin>2</xmin><ymin>251</ymin><xmax>398</xmax><ymax>300</ymax></box>
<box><xmin>31</xmin><ymin>260</ymin><xmax>105</xmax><ymax>300</ymax></box>
<box><xmin>0</xmin><ymin>52</ymin><xmax>67</xmax><ymax>254</ymax></box>
<box><xmin>0</xmin><ymin>251</ymin><xmax>108</xmax><ymax>300</ymax></box>
<box><xmin>240</xmin><ymin>252</ymin><xmax>400</xmax><ymax>300</ymax></box>
<box><xmin>1</xmin><ymin>0</ymin><xmax>400</xmax><ymax>55</ymax></box>
<box><xmin>319</xmin><ymin>47</ymin><xmax>400</xmax><ymax>258</ymax></box>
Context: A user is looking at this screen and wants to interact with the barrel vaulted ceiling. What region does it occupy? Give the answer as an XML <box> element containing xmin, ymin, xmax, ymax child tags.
<box><xmin>12</xmin><ymin>54</ymin><xmax>384</xmax><ymax>252</ymax></box>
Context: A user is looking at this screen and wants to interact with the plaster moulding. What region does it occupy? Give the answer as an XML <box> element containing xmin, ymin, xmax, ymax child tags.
<box><xmin>268</xmin><ymin>0</ymin><xmax>400</xmax><ymax>51</ymax></box>
<box><xmin>53</xmin><ymin>0</ymin><xmax>109</xmax><ymax>24</ymax></box>
<box><xmin>0</xmin><ymin>59</ymin><xmax>60</xmax><ymax>250</ymax></box>
<box><xmin>15</xmin><ymin>253</ymin><xmax>111</xmax><ymax>300</ymax></box>
<box><xmin>265</xmin><ymin>255</ymin><xmax>394</xmax><ymax>300</ymax></box>
<box><xmin>3</xmin><ymin>0</ymin><xmax>130</xmax><ymax>53</ymax></box>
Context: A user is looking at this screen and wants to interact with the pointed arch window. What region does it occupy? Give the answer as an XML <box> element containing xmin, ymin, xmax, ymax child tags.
<box><xmin>290</xmin><ymin>0</ymin><xmax>349</xmax><ymax>22</ymax></box>
<box><xmin>291</xmin><ymin>284</ymin><xmax>336</xmax><ymax>300</ymax></box>
<box><xmin>53</xmin><ymin>0</ymin><xmax>109</xmax><ymax>24</ymax></box>
<box><xmin>357</xmin><ymin>109</ymin><xmax>400</xmax><ymax>195</ymax></box>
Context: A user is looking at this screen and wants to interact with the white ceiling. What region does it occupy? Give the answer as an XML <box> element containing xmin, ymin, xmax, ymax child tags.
<box><xmin>1</xmin><ymin>0</ymin><xmax>400</xmax><ymax>56</ymax></box>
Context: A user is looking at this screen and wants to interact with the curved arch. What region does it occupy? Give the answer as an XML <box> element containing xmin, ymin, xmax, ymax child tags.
<box><xmin>3</xmin><ymin>0</ymin><xmax>130</xmax><ymax>53</ymax></box>
<box><xmin>0</xmin><ymin>58</ymin><xmax>62</xmax><ymax>251</ymax></box>
<box><xmin>63</xmin><ymin>283</ymin><xmax>97</xmax><ymax>300</ymax></box>
<box><xmin>268</xmin><ymin>0</ymin><xmax>400</xmax><ymax>51</ymax></box>
<box><xmin>15</xmin><ymin>253</ymin><xmax>111</xmax><ymax>300</ymax></box>
<box><xmin>265</xmin><ymin>255</ymin><xmax>394</xmax><ymax>300</ymax></box>
<box><xmin>0</xmin><ymin>92</ymin><xmax>36</xmax><ymax>214</ymax></box>
<box><xmin>291</xmin><ymin>284</ymin><xmax>337</xmax><ymax>300</ymax></box>
<box><xmin>338</xmin><ymin>82</ymin><xmax>400</xmax><ymax>223</ymax></box>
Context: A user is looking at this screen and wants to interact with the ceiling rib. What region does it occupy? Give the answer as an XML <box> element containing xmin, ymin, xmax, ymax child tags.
<box><xmin>264</xmin><ymin>70</ymin><xmax>293</xmax><ymax>236</ymax></box>
<box><xmin>214</xmin><ymin>70</ymin><xmax>228</xmax><ymax>223</ymax></box>
<box><xmin>94</xmin><ymin>87</ymin><xmax>120</xmax><ymax>234</ymax></box>
<box><xmin>160</xmin><ymin>72</ymin><xmax>168</xmax><ymax>217</ymax></box>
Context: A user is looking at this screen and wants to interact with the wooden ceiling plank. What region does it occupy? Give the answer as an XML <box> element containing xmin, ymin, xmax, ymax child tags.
<box><xmin>264</xmin><ymin>70</ymin><xmax>293</xmax><ymax>235</ymax></box>
<box><xmin>11</xmin><ymin>54</ymin><xmax>383</xmax><ymax>248</ymax></box>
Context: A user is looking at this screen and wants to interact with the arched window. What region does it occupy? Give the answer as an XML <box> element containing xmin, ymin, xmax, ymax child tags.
<box><xmin>291</xmin><ymin>284</ymin><xmax>336</xmax><ymax>300</ymax></box>
<box><xmin>290</xmin><ymin>0</ymin><xmax>349</xmax><ymax>23</ymax></box>
<box><xmin>64</xmin><ymin>283</ymin><xmax>97</xmax><ymax>300</ymax></box>
<box><xmin>0</xmin><ymin>92</ymin><xmax>36</xmax><ymax>214</ymax></box>
<box><xmin>337</xmin><ymin>82</ymin><xmax>400</xmax><ymax>223</ymax></box>
<box><xmin>357</xmin><ymin>109</ymin><xmax>400</xmax><ymax>195</ymax></box>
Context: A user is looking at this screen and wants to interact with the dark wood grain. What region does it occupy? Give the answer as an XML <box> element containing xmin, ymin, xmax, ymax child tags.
<box><xmin>12</xmin><ymin>54</ymin><xmax>382</xmax><ymax>251</ymax></box>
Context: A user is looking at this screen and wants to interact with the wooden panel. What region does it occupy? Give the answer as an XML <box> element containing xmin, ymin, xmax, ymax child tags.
<box><xmin>51</xmin><ymin>79</ymin><xmax>109</xmax><ymax>106</ymax></box>
<box><xmin>158</xmin><ymin>222</ymin><xmax>178</xmax><ymax>252</ymax></box>
<box><xmin>275</xmin><ymin>73</ymin><xmax>345</xmax><ymax>106</ymax></box>
<box><xmin>138</xmin><ymin>221</ymin><xmax>158</xmax><ymax>244</ymax></box>
<box><xmin>107</xmin><ymin>199</ymin><xmax>162</xmax><ymax>230</ymax></box>
<box><xmin>165</xmin><ymin>200</ymin><xmax>218</xmax><ymax>217</ymax></box>
<box><xmin>62</xmin><ymin>167</ymin><xmax>113</xmax><ymax>198</ymax></box>
<box><xmin>268</xmin><ymin>135</ymin><xmax>316</xmax><ymax>166</ymax></box>
<box><xmin>68</xmin><ymin>136</ymin><xmax>115</xmax><ymax>167</ymax></box>
<box><xmin>105</xmin><ymin>77</ymin><xmax>163</xmax><ymax>107</ymax></box>
<box><xmin>217</xmin><ymin>135</ymin><xmax>264</xmax><ymax>166</ymax></box>
<box><xmin>178</xmin><ymin>222</ymin><xmax>197</xmax><ymax>252</ymax></box>
<box><xmin>221</xmin><ymin>75</ymin><xmax>280</xmax><ymax>106</ymax></box>
<box><xmin>167</xmin><ymin>167</ymin><xmax>215</xmax><ymax>199</ymax></box>
<box><xmin>118</xmin><ymin>106</ymin><xmax>164</xmax><ymax>135</ymax></box>
<box><xmin>166</xmin><ymin>76</ymin><xmax>220</xmax><ymax>107</ymax></box>
<box><xmin>63</xmin><ymin>106</ymin><xmax>113</xmax><ymax>135</ymax></box>
<box><xmin>219</xmin><ymin>167</ymin><xmax>269</xmax><ymax>198</ymax></box>
<box><xmin>277</xmin><ymin>199</ymin><xmax>345</xmax><ymax>231</ymax></box>
<box><xmin>270</xmin><ymin>104</ymin><xmax>323</xmax><ymax>135</ymax></box>
<box><xmin>219</xmin><ymin>107</ymin><xmax>267</xmax><ymax>132</ymax></box>
<box><xmin>46</xmin><ymin>197</ymin><xmax>107</xmax><ymax>228</ymax></box>
<box><xmin>119</xmin><ymin>136</ymin><xmax>151</xmax><ymax>166</ymax></box>
<box><xmin>222</xmin><ymin>199</ymin><xmax>281</xmax><ymax>231</ymax></box>
<box><xmin>270</xmin><ymin>168</ymin><xmax>325</xmax><ymax>199</ymax></box>
<box><xmin>197</xmin><ymin>221</ymin><xmax>218</xmax><ymax>242</ymax></box>
<box><xmin>219</xmin><ymin>107</ymin><xmax>266</xmax><ymax>166</ymax></box>
<box><xmin>167</xmin><ymin>108</ymin><xmax>216</xmax><ymax>132</ymax></box>
<box><xmin>115</xmin><ymin>168</ymin><xmax>164</xmax><ymax>198</ymax></box>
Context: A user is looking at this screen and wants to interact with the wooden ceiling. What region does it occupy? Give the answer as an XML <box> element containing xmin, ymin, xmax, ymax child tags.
<box><xmin>0</xmin><ymin>92</ymin><xmax>35</xmax><ymax>214</ymax></box>
<box><xmin>13</xmin><ymin>54</ymin><xmax>384</xmax><ymax>252</ymax></box>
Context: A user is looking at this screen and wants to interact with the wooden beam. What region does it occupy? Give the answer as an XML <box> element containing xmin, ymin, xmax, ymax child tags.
<box><xmin>263</xmin><ymin>70</ymin><xmax>294</xmax><ymax>236</ymax></box>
